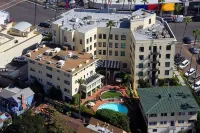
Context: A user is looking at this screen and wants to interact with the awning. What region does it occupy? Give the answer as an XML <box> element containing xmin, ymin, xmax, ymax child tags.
<box><xmin>148</xmin><ymin>4</ymin><xmax>159</xmax><ymax>10</ymax></box>
<box><xmin>96</xmin><ymin>60</ymin><xmax>121</xmax><ymax>69</ymax></box>
<box><xmin>161</xmin><ymin>3</ymin><xmax>175</xmax><ymax>11</ymax></box>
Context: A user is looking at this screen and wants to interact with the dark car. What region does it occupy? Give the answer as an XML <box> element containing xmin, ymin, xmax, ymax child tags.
<box><xmin>38</xmin><ymin>22</ymin><xmax>51</xmax><ymax>28</ymax></box>
<box><xmin>183</xmin><ymin>37</ymin><xmax>191</xmax><ymax>44</ymax></box>
<box><xmin>189</xmin><ymin>47</ymin><xmax>199</xmax><ymax>54</ymax></box>
<box><xmin>163</xmin><ymin>17</ymin><xmax>174</xmax><ymax>23</ymax></box>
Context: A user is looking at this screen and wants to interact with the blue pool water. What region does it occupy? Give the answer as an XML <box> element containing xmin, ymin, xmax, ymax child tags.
<box><xmin>98</xmin><ymin>103</ymin><xmax>128</xmax><ymax>114</ymax></box>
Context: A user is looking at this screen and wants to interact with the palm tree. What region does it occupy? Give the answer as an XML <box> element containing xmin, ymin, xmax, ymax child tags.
<box><xmin>34</xmin><ymin>0</ymin><xmax>37</xmax><ymax>26</ymax></box>
<box><xmin>180</xmin><ymin>16</ymin><xmax>192</xmax><ymax>55</ymax></box>
<box><xmin>141</xmin><ymin>0</ymin><xmax>148</xmax><ymax>9</ymax></box>
<box><xmin>174</xmin><ymin>4</ymin><xmax>183</xmax><ymax>31</ymax></box>
<box><xmin>188</xmin><ymin>29</ymin><xmax>200</xmax><ymax>82</ymax></box>
<box><xmin>77</xmin><ymin>78</ymin><xmax>85</xmax><ymax>119</ymax></box>
<box><xmin>106</xmin><ymin>21</ymin><xmax>115</xmax><ymax>85</ymax></box>
<box><xmin>158</xmin><ymin>0</ymin><xmax>165</xmax><ymax>16</ymax></box>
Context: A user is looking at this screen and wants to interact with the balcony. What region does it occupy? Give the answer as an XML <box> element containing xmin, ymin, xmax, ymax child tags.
<box><xmin>150</xmin><ymin>67</ymin><xmax>159</xmax><ymax>72</ymax></box>
<box><xmin>150</xmin><ymin>59</ymin><xmax>160</xmax><ymax>64</ymax></box>
<box><xmin>150</xmin><ymin>51</ymin><xmax>160</xmax><ymax>55</ymax></box>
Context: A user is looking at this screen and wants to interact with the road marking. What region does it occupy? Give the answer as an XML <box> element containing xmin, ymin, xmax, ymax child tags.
<box><xmin>182</xmin><ymin>46</ymin><xmax>197</xmax><ymax>62</ymax></box>
<box><xmin>0</xmin><ymin>0</ymin><xmax>16</xmax><ymax>8</ymax></box>
<box><xmin>2</xmin><ymin>0</ymin><xmax>26</xmax><ymax>10</ymax></box>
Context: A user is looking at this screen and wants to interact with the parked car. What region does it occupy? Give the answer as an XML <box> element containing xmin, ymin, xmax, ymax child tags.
<box><xmin>163</xmin><ymin>17</ymin><xmax>174</xmax><ymax>23</ymax></box>
<box><xmin>41</xmin><ymin>31</ymin><xmax>50</xmax><ymax>36</ymax></box>
<box><xmin>192</xmin><ymin>80</ymin><xmax>200</xmax><ymax>91</ymax></box>
<box><xmin>183</xmin><ymin>37</ymin><xmax>191</xmax><ymax>44</ymax></box>
<box><xmin>175</xmin><ymin>15</ymin><xmax>184</xmax><ymax>23</ymax></box>
<box><xmin>179</xmin><ymin>59</ymin><xmax>190</xmax><ymax>69</ymax></box>
<box><xmin>13</xmin><ymin>56</ymin><xmax>27</xmax><ymax>63</ymax></box>
<box><xmin>189</xmin><ymin>47</ymin><xmax>199</xmax><ymax>54</ymax></box>
<box><xmin>174</xmin><ymin>53</ymin><xmax>185</xmax><ymax>65</ymax></box>
<box><xmin>184</xmin><ymin>68</ymin><xmax>196</xmax><ymax>77</ymax></box>
<box><xmin>38</xmin><ymin>22</ymin><xmax>51</xmax><ymax>28</ymax></box>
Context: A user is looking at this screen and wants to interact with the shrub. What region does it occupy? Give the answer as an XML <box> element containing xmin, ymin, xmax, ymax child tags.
<box><xmin>48</xmin><ymin>87</ymin><xmax>63</xmax><ymax>101</ymax></box>
<box><xmin>95</xmin><ymin>109</ymin><xmax>130</xmax><ymax>132</ymax></box>
<box><xmin>158</xmin><ymin>79</ymin><xmax>165</xmax><ymax>86</ymax></box>
<box><xmin>138</xmin><ymin>79</ymin><xmax>151</xmax><ymax>88</ymax></box>
<box><xmin>72</xmin><ymin>93</ymin><xmax>80</xmax><ymax>105</ymax></box>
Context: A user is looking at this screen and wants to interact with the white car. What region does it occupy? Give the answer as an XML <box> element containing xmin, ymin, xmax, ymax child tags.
<box><xmin>13</xmin><ymin>56</ymin><xmax>27</xmax><ymax>63</ymax></box>
<box><xmin>179</xmin><ymin>60</ymin><xmax>190</xmax><ymax>69</ymax></box>
<box><xmin>192</xmin><ymin>80</ymin><xmax>200</xmax><ymax>92</ymax></box>
<box><xmin>184</xmin><ymin>68</ymin><xmax>196</xmax><ymax>77</ymax></box>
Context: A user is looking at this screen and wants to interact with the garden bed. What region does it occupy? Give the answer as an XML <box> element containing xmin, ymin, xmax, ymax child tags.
<box><xmin>100</xmin><ymin>90</ymin><xmax>123</xmax><ymax>100</ymax></box>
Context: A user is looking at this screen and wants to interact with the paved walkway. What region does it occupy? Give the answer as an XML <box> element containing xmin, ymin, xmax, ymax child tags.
<box><xmin>173</xmin><ymin>67</ymin><xmax>186</xmax><ymax>86</ymax></box>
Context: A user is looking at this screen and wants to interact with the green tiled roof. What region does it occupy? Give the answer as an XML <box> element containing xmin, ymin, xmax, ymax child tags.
<box><xmin>137</xmin><ymin>86</ymin><xmax>200</xmax><ymax>114</ymax></box>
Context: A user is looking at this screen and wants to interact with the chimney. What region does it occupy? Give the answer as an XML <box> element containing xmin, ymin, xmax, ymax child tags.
<box><xmin>21</xmin><ymin>94</ymin><xmax>24</xmax><ymax>104</ymax></box>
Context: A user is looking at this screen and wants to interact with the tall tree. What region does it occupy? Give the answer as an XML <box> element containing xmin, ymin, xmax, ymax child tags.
<box><xmin>34</xmin><ymin>0</ymin><xmax>37</xmax><ymax>26</ymax></box>
<box><xmin>158</xmin><ymin>0</ymin><xmax>165</xmax><ymax>16</ymax></box>
<box><xmin>141</xmin><ymin>0</ymin><xmax>148</xmax><ymax>9</ymax></box>
<box><xmin>188</xmin><ymin>29</ymin><xmax>200</xmax><ymax>82</ymax></box>
<box><xmin>174</xmin><ymin>4</ymin><xmax>183</xmax><ymax>31</ymax></box>
<box><xmin>180</xmin><ymin>16</ymin><xmax>192</xmax><ymax>55</ymax></box>
<box><xmin>106</xmin><ymin>21</ymin><xmax>115</xmax><ymax>85</ymax></box>
<box><xmin>77</xmin><ymin>78</ymin><xmax>85</xmax><ymax>119</ymax></box>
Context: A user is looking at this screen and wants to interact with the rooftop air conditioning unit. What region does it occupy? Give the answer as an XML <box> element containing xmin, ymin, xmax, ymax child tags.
<box><xmin>87</xmin><ymin>15</ymin><xmax>93</xmax><ymax>20</ymax></box>
<box><xmin>78</xmin><ymin>64</ymin><xmax>82</xmax><ymax>68</ymax></box>
<box><xmin>88</xmin><ymin>20</ymin><xmax>96</xmax><ymax>25</ymax></box>
<box><xmin>44</xmin><ymin>50</ymin><xmax>51</xmax><ymax>55</ymax></box>
<box><xmin>68</xmin><ymin>52</ymin><xmax>73</xmax><ymax>58</ymax></box>
<box><xmin>34</xmin><ymin>48</ymin><xmax>39</xmax><ymax>52</ymax></box>
<box><xmin>40</xmin><ymin>45</ymin><xmax>46</xmax><ymax>48</ymax></box>
<box><xmin>85</xmin><ymin>60</ymin><xmax>89</xmax><ymax>63</ymax></box>
<box><xmin>56</xmin><ymin>64</ymin><xmax>62</xmax><ymax>68</ymax></box>
<box><xmin>71</xmin><ymin>18</ymin><xmax>79</xmax><ymax>22</ymax></box>
<box><xmin>54</xmin><ymin>47</ymin><xmax>61</xmax><ymax>53</ymax></box>
<box><xmin>56</xmin><ymin>60</ymin><xmax>65</xmax><ymax>66</ymax></box>
<box><xmin>26</xmin><ymin>53</ymin><xmax>31</xmax><ymax>57</ymax></box>
<box><xmin>46</xmin><ymin>61</ymin><xmax>51</xmax><ymax>64</ymax></box>
<box><xmin>36</xmin><ymin>57</ymin><xmax>42</xmax><ymax>61</ymax></box>
<box><xmin>68</xmin><ymin>68</ymin><xmax>75</xmax><ymax>72</ymax></box>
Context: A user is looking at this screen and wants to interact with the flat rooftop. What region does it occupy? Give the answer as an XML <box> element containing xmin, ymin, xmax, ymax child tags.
<box><xmin>25</xmin><ymin>44</ymin><xmax>98</xmax><ymax>74</ymax></box>
<box><xmin>53</xmin><ymin>8</ymin><xmax>153</xmax><ymax>33</ymax></box>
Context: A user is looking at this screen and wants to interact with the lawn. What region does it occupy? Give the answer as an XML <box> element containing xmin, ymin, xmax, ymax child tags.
<box><xmin>101</xmin><ymin>91</ymin><xmax>122</xmax><ymax>99</ymax></box>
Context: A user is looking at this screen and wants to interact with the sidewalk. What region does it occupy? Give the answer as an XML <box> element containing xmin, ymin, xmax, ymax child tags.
<box><xmin>173</xmin><ymin>67</ymin><xmax>186</xmax><ymax>86</ymax></box>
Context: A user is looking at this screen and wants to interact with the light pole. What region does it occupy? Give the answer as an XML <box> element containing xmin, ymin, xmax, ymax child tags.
<box><xmin>34</xmin><ymin>0</ymin><xmax>37</xmax><ymax>26</ymax></box>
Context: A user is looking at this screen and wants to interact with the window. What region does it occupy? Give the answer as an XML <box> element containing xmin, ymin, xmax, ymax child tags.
<box><xmin>178</xmin><ymin>120</ymin><xmax>184</xmax><ymax>124</ymax></box>
<box><xmin>149</xmin><ymin>122</ymin><xmax>157</xmax><ymax>125</ymax></box>
<box><xmin>90</xmin><ymin>45</ymin><xmax>92</xmax><ymax>50</ymax></box>
<box><xmin>149</xmin><ymin>19</ymin><xmax>151</xmax><ymax>24</ymax></box>
<box><xmin>139</xmin><ymin>55</ymin><xmax>144</xmax><ymax>60</ymax></box>
<box><xmin>103</xmin><ymin>42</ymin><xmax>106</xmax><ymax>47</ymax></box>
<box><xmin>90</xmin><ymin>37</ymin><xmax>92</xmax><ymax>42</ymax></box>
<box><xmin>94</xmin><ymin>34</ymin><xmax>96</xmax><ymax>40</ymax></box>
<box><xmin>159</xmin><ymin>54</ymin><xmax>161</xmax><ymax>58</ymax></box>
<box><xmin>99</xmin><ymin>50</ymin><xmax>102</xmax><ymax>55</ymax></box>
<box><xmin>64</xmin><ymin>73</ymin><xmax>70</xmax><ymax>77</ymax></box>
<box><xmin>160</xmin><ymin>121</ymin><xmax>167</xmax><ymax>124</ymax></box>
<box><xmin>64</xmin><ymin>36</ymin><xmax>67</xmax><ymax>42</ymax></box>
<box><xmin>152</xmin><ymin>129</ymin><xmax>157</xmax><ymax>132</ymax></box>
<box><xmin>103</xmin><ymin>34</ymin><xmax>106</xmax><ymax>39</ymax></box>
<box><xmin>121</xmin><ymin>43</ymin><xmax>126</xmax><ymax>49</ymax></box>
<box><xmin>109</xmin><ymin>34</ymin><xmax>113</xmax><ymax>40</ymax></box>
<box><xmin>188</xmin><ymin>112</ymin><xmax>196</xmax><ymax>115</ymax></box>
<box><xmin>86</xmin><ymin>47</ymin><xmax>89</xmax><ymax>52</ymax></box>
<box><xmin>30</xmin><ymin>68</ymin><xmax>35</xmax><ymax>72</ymax></box>
<box><xmin>139</xmin><ymin>63</ymin><xmax>143</xmax><ymax>68</ymax></box>
<box><xmin>188</xmin><ymin>120</ymin><xmax>196</xmax><ymax>123</ymax></box>
<box><xmin>38</xmin><ymin>63</ymin><xmax>42</xmax><ymax>66</ymax></box>
<box><xmin>53</xmin><ymin>30</ymin><xmax>56</xmax><ymax>36</ymax></box>
<box><xmin>109</xmin><ymin>50</ymin><xmax>112</xmax><ymax>56</ymax></box>
<box><xmin>46</xmin><ymin>66</ymin><xmax>52</xmax><ymax>71</ymax></box>
<box><xmin>149</xmin><ymin>114</ymin><xmax>157</xmax><ymax>117</ymax></box>
<box><xmin>64</xmin><ymin>88</ymin><xmax>70</xmax><ymax>93</ymax></box>
<box><xmin>166</xmin><ymin>54</ymin><xmax>170</xmax><ymax>59</ymax></box>
<box><xmin>139</xmin><ymin>47</ymin><xmax>144</xmax><ymax>52</ymax></box>
<box><xmin>57</xmin><ymin>86</ymin><xmax>60</xmax><ymax>89</ymax></box>
<box><xmin>115</xmin><ymin>43</ymin><xmax>118</xmax><ymax>48</ymax></box>
<box><xmin>165</xmin><ymin>62</ymin><xmax>170</xmax><ymax>67</ymax></box>
<box><xmin>109</xmin><ymin>43</ymin><xmax>113</xmax><ymax>48</ymax></box>
<box><xmin>46</xmin><ymin>73</ymin><xmax>52</xmax><ymax>78</ymax></box>
<box><xmin>94</xmin><ymin>43</ymin><xmax>96</xmax><ymax>48</ymax></box>
<box><xmin>115</xmin><ymin>51</ymin><xmax>118</xmax><ymax>56</ymax></box>
<box><xmin>149</xmin><ymin>46</ymin><xmax>151</xmax><ymax>50</ymax></box>
<box><xmin>47</xmin><ymin>81</ymin><xmax>52</xmax><ymax>86</ymax></box>
<box><xmin>115</xmin><ymin>35</ymin><xmax>118</xmax><ymax>40</ymax></box>
<box><xmin>138</xmin><ymin>71</ymin><xmax>143</xmax><ymax>76</ymax></box>
<box><xmin>80</xmin><ymin>39</ymin><xmax>82</xmax><ymax>44</ymax></box>
<box><xmin>121</xmin><ymin>51</ymin><xmax>125</xmax><ymax>56</ymax></box>
<box><xmin>165</xmin><ymin>70</ymin><xmax>169</xmax><ymax>75</ymax></box>
<box><xmin>94</xmin><ymin>50</ymin><xmax>96</xmax><ymax>55</ymax></box>
<box><xmin>30</xmin><ymin>75</ymin><xmax>36</xmax><ymax>79</ymax></box>
<box><xmin>123</xmin><ymin>63</ymin><xmax>127</xmax><ymax>68</ymax></box>
<box><xmin>160</xmin><ymin>46</ymin><xmax>162</xmax><ymax>50</ymax></box>
<box><xmin>99</xmin><ymin>34</ymin><xmax>102</xmax><ymax>39</ymax></box>
<box><xmin>98</xmin><ymin>42</ymin><xmax>102</xmax><ymax>47</ymax></box>
<box><xmin>121</xmin><ymin>35</ymin><xmax>126</xmax><ymax>40</ymax></box>
<box><xmin>103</xmin><ymin>50</ymin><xmax>106</xmax><ymax>55</ymax></box>
<box><xmin>57</xmin><ymin>77</ymin><xmax>60</xmax><ymax>80</ymax></box>
<box><xmin>73</xmin><ymin>37</ymin><xmax>75</xmax><ymax>42</ymax></box>
<box><xmin>179</xmin><ymin>112</ymin><xmax>185</xmax><ymax>116</ymax></box>
<box><xmin>166</xmin><ymin>45</ymin><xmax>171</xmax><ymax>50</ymax></box>
<box><xmin>29</xmin><ymin>60</ymin><xmax>35</xmax><ymax>64</ymax></box>
<box><xmin>87</xmin><ymin>39</ymin><xmax>89</xmax><ymax>44</ymax></box>
<box><xmin>171</xmin><ymin>112</ymin><xmax>175</xmax><ymax>116</ymax></box>
<box><xmin>161</xmin><ymin>113</ymin><xmax>167</xmax><ymax>117</ymax></box>
<box><xmin>64</xmin><ymin>80</ymin><xmax>70</xmax><ymax>85</ymax></box>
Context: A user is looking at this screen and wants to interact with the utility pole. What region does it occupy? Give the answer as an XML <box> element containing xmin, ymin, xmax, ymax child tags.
<box><xmin>34</xmin><ymin>0</ymin><xmax>37</xmax><ymax>26</ymax></box>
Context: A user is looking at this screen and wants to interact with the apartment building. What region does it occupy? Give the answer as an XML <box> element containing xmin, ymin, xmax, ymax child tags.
<box><xmin>51</xmin><ymin>8</ymin><xmax>176</xmax><ymax>88</ymax></box>
<box><xmin>0</xmin><ymin>21</ymin><xmax>42</xmax><ymax>66</ymax></box>
<box><xmin>25</xmin><ymin>44</ymin><xmax>104</xmax><ymax>100</ymax></box>
<box><xmin>137</xmin><ymin>86</ymin><xmax>200</xmax><ymax>133</ymax></box>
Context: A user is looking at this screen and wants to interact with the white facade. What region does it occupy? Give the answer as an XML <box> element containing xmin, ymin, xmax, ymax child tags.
<box><xmin>0</xmin><ymin>11</ymin><xmax>10</xmax><ymax>25</ymax></box>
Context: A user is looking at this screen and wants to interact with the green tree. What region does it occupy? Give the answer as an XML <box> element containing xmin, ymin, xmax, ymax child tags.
<box><xmin>106</xmin><ymin>20</ymin><xmax>115</xmax><ymax>85</ymax></box>
<box><xmin>77</xmin><ymin>78</ymin><xmax>85</xmax><ymax>119</ymax></box>
<box><xmin>174</xmin><ymin>4</ymin><xmax>183</xmax><ymax>31</ymax></box>
<box><xmin>48</xmin><ymin>86</ymin><xmax>63</xmax><ymax>101</ymax></box>
<box><xmin>138</xmin><ymin>79</ymin><xmax>151</xmax><ymax>88</ymax></box>
<box><xmin>141</xmin><ymin>0</ymin><xmax>148</xmax><ymax>9</ymax></box>
<box><xmin>180</xmin><ymin>16</ymin><xmax>192</xmax><ymax>55</ymax></box>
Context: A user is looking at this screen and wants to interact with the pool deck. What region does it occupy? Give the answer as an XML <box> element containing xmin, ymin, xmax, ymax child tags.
<box><xmin>82</xmin><ymin>85</ymin><xmax>129</xmax><ymax>112</ymax></box>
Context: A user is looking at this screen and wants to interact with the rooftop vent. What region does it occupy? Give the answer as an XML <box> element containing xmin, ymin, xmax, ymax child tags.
<box><xmin>40</xmin><ymin>44</ymin><xmax>46</xmax><ymax>48</ymax></box>
<box><xmin>33</xmin><ymin>48</ymin><xmax>39</xmax><ymax>52</ymax></box>
<box><xmin>85</xmin><ymin>60</ymin><xmax>89</xmax><ymax>64</ymax></box>
<box><xmin>88</xmin><ymin>20</ymin><xmax>96</xmax><ymax>25</ymax></box>
<box><xmin>71</xmin><ymin>55</ymin><xmax>80</xmax><ymax>59</ymax></box>
<box><xmin>68</xmin><ymin>52</ymin><xmax>73</xmax><ymax>58</ymax></box>
<box><xmin>26</xmin><ymin>53</ymin><xmax>31</xmax><ymax>57</ymax></box>
<box><xmin>71</xmin><ymin>18</ymin><xmax>79</xmax><ymax>22</ymax></box>
<box><xmin>157</xmin><ymin>95</ymin><xmax>162</xmax><ymax>99</ymax></box>
<box><xmin>46</xmin><ymin>61</ymin><xmax>51</xmax><ymax>64</ymax></box>
<box><xmin>44</xmin><ymin>49</ymin><xmax>51</xmax><ymax>55</ymax></box>
<box><xmin>35</xmin><ymin>54</ymin><xmax>43</xmax><ymax>61</ymax></box>
<box><xmin>68</xmin><ymin>68</ymin><xmax>75</xmax><ymax>72</ymax></box>
<box><xmin>52</xmin><ymin>47</ymin><xmax>61</xmax><ymax>53</ymax></box>
<box><xmin>78</xmin><ymin>64</ymin><xmax>82</xmax><ymax>68</ymax></box>
<box><xmin>87</xmin><ymin>15</ymin><xmax>93</xmax><ymax>20</ymax></box>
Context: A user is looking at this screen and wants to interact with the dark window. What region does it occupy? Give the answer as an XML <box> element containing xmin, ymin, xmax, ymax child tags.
<box><xmin>188</xmin><ymin>120</ymin><xmax>195</xmax><ymax>123</ymax></box>
<box><xmin>123</xmin><ymin>63</ymin><xmax>127</xmax><ymax>68</ymax></box>
<box><xmin>98</xmin><ymin>50</ymin><xmax>102</xmax><ymax>55</ymax></box>
<box><xmin>94</xmin><ymin>50</ymin><xmax>96</xmax><ymax>55</ymax></box>
<box><xmin>109</xmin><ymin>43</ymin><xmax>113</xmax><ymax>48</ymax></box>
<box><xmin>64</xmin><ymin>80</ymin><xmax>70</xmax><ymax>85</ymax></box>
<box><xmin>46</xmin><ymin>66</ymin><xmax>52</xmax><ymax>71</ymax></box>
<box><xmin>159</xmin><ymin>54</ymin><xmax>161</xmax><ymax>58</ymax></box>
<box><xmin>80</xmin><ymin>39</ymin><xmax>82</xmax><ymax>44</ymax></box>
<box><xmin>109</xmin><ymin>50</ymin><xmax>112</xmax><ymax>56</ymax></box>
<box><xmin>152</xmin><ymin>129</ymin><xmax>157</xmax><ymax>132</ymax></box>
<box><xmin>46</xmin><ymin>73</ymin><xmax>52</xmax><ymax>78</ymax></box>
<box><xmin>149</xmin><ymin>46</ymin><xmax>151</xmax><ymax>50</ymax></box>
<box><xmin>103</xmin><ymin>42</ymin><xmax>106</xmax><ymax>47</ymax></box>
<box><xmin>166</xmin><ymin>45</ymin><xmax>171</xmax><ymax>50</ymax></box>
<box><xmin>90</xmin><ymin>37</ymin><xmax>92</xmax><ymax>42</ymax></box>
<box><xmin>94</xmin><ymin>34</ymin><xmax>96</xmax><ymax>40</ymax></box>
<box><xmin>171</xmin><ymin>112</ymin><xmax>175</xmax><ymax>116</ymax></box>
<box><xmin>121</xmin><ymin>51</ymin><xmax>125</xmax><ymax>56</ymax></box>
<box><xmin>103</xmin><ymin>50</ymin><xmax>106</xmax><ymax>55</ymax></box>
<box><xmin>149</xmin><ymin>19</ymin><xmax>151</xmax><ymax>24</ymax></box>
<box><xmin>57</xmin><ymin>77</ymin><xmax>60</xmax><ymax>80</ymax></box>
<box><xmin>121</xmin><ymin>43</ymin><xmax>126</xmax><ymax>49</ymax></box>
<box><xmin>166</xmin><ymin>54</ymin><xmax>170</xmax><ymax>59</ymax></box>
<box><xmin>139</xmin><ymin>63</ymin><xmax>143</xmax><ymax>68</ymax></box>
<box><xmin>139</xmin><ymin>47</ymin><xmax>144</xmax><ymax>52</ymax></box>
<box><xmin>94</xmin><ymin>43</ymin><xmax>96</xmax><ymax>48</ymax></box>
<box><xmin>99</xmin><ymin>34</ymin><xmax>102</xmax><ymax>39</ymax></box>
<box><xmin>165</xmin><ymin>62</ymin><xmax>170</xmax><ymax>67</ymax></box>
<box><xmin>115</xmin><ymin>51</ymin><xmax>118</xmax><ymax>56</ymax></box>
<box><xmin>29</xmin><ymin>60</ymin><xmax>35</xmax><ymax>64</ymax></box>
<box><xmin>86</xmin><ymin>47</ymin><xmax>89</xmax><ymax>52</ymax></box>
<box><xmin>149</xmin><ymin>114</ymin><xmax>157</xmax><ymax>117</ymax></box>
<box><xmin>87</xmin><ymin>39</ymin><xmax>89</xmax><ymax>44</ymax></box>
<box><xmin>121</xmin><ymin>35</ymin><xmax>126</xmax><ymax>40</ymax></box>
<box><xmin>161</xmin><ymin>113</ymin><xmax>167</xmax><ymax>117</ymax></box>
<box><xmin>115</xmin><ymin>35</ymin><xmax>118</xmax><ymax>40</ymax></box>
<box><xmin>73</xmin><ymin>38</ymin><xmax>75</xmax><ymax>42</ymax></box>
<box><xmin>98</xmin><ymin>42</ymin><xmax>102</xmax><ymax>47</ymax></box>
<box><xmin>90</xmin><ymin>45</ymin><xmax>92</xmax><ymax>50</ymax></box>
<box><xmin>139</xmin><ymin>55</ymin><xmax>144</xmax><ymax>60</ymax></box>
<box><xmin>103</xmin><ymin>34</ymin><xmax>106</xmax><ymax>39</ymax></box>
<box><xmin>188</xmin><ymin>112</ymin><xmax>196</xmax><ymax>115</ymax></box>
<box><xmin>115</xmin><ymin>43</ymin><xmax>118</xmax><ymax>48</ymax></box>
<box><xmin>165</xmin><ymin>70</ymin><xmax>169</xmax><ymax>75</ymax></box>
<box><xmin>160</xmin><ymin>46</ymin><xmax>162</xmax><ymax>50</ymax></box>
<box><xmin>138</xmin><ymin>71</ymin><xmax>143</xmax><ymax>76</ymax></box>
<box><xmin>109</xmin><ymin>34</ymin><xmax>113</xmax><ymax>40</ymax></box>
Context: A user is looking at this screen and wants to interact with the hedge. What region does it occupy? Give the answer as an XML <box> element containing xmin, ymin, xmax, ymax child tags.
<box><xmin>72</xmin><ymin>93</ymin><xmax>80</xmax><ymax>105</ymax></box>
<box><xmin>95</xmin><ymin>109</ymin><xmax>130</xmax><ymax>132</ymax></box>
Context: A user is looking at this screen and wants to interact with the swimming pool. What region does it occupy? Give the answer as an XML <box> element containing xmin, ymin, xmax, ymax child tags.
<box><xmin>98</xmin><ymin>103</ymin><xmax>128</xmax><ymax>114</ymax></box>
